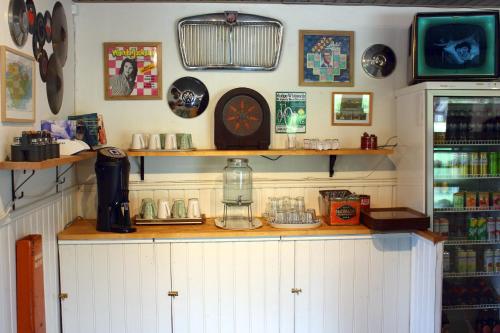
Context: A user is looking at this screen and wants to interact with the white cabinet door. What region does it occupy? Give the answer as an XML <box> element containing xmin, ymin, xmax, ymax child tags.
<box><xmin>288</xmin><ymin>236</ymin><xmax>412</xmax><ymax>333</ymax></box>
<box><xmin>59</xmin><ymin>242</ymin><xmax>172</xmax><ymax>333</ymax></box>
<box><xmin>170</xmin><ymin>240</ymin><xmax>280</xmax><ymax>333</ymax></box>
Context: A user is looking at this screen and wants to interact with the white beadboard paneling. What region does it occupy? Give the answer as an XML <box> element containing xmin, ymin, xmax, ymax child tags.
<box><xmin>0</xmin><ymin>187</ymin><xmax>77</xmax><ymax>333</ymax></box>
<box><xmin>279</xmin><ymin>241</ymin><xmax>295</xmax><ymax>333</ymax></box>
<box><xmin>410</xmin><ymin>235</ymin><xmax>443</xmax><ymax>333</ymax></box>
<box><xmin>292</xmin><ymin>236</ymin><xmax>412</xmax><ymax>333</ymax></box>
<box><xmin>155</xmin><ymin>243</ymin><xmax>172</xmax><ymax>333</ymax></box>
<box><xmin>59</xmin><ymin>243</ymin><xmax>162</xmax><ymax>333</ymax></box>
<box><xmin>171</xmin><ymin>240</ymin><xmax>280</xmax><ymax>333</ymax></box>
<box><xmin>79</xmin><ymin>175</ymin><xmax>396</xmax><ymax>218</ymax></box>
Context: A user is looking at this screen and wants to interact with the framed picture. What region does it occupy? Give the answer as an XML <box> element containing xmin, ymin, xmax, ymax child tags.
<box><xmin>299</xmin><ymin>30</ymin><xmax>354</xmax><ymax>87</ymax></box>
<box><xmin>103</xmin><ymin>42</ymin><xmax>162</xmax><ymax>100</ymax></box>
<box><xmin>275</xmin><ymin>92</ymin><xmax>307</xmax><ymax>133</ymax></box>
<box><xmin>332</xmin><ymin>92</ymin><xmax>372</xmax><ymax>126</ymax></box>
<box><xmin>0</xmin><ymin>46</ymin><xmax>36</xmax><ymax>123</ymax></box>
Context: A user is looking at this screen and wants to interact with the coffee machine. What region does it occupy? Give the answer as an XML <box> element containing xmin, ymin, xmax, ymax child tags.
<box><xmin>95</xmin><ymin>147</ymin><xmax>136</xmax><ymax>233</ymax></box>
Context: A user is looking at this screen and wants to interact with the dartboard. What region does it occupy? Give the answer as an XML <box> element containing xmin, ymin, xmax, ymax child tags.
<box><xmin>222</xmin><ymin>95</ymin><xmax>263</xmax><ymax>137</ymax></box>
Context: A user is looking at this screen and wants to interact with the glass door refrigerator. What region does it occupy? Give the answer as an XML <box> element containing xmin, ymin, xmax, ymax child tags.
<box><xmin>396</xmin><ymin>82</ymin><xmax>500</xmax><ymax>333</ymax></box>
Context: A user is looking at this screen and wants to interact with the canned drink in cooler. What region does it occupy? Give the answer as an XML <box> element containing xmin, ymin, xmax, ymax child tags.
<box><xmin>488</xmin><ymin>217</ymin><xmax>496</xmax><ymax>241</ymax></box>
<box><xmin>459</xmin><ymin>153</ymin><xmax>469</xmax><ymax>176</ymax></box>
<box><xmin>453</xmin><ymin>192</ymin><xmax>465</xmax><ymax>208</ymax></box>
<box><xmin>495</xmin><ymin>249</ymin><xmax>500</xmax><ymax>272</ymax></box>
<box><xmin>478</xmin><ymin>217</ymin><xmax>487</xmax><ymax>240</ymax></box>
<box><xmin>485</xmin><ymin>249</ymin><xmax>494</xmax><ymax>272</ymax></box>
<box><xmin>465</xmin><ymin>192</ymin><xmax>477</xmax><ymax>208</ymax></box>
<box><xmin>457</xmin><ymin>248</ymin><xmax>468</xmax><ymax>273</ymax></box>
<box><xmin>496</xmin><ymin>217</ymin><xmax>500</xmax><ymax>241</ymax></box>
<box><xmin>468</xmin><ymin>217</ymin><xmax>478</xmax><ymax>240</ymax></box>
<box><xmin>488</xmin><ymin>152</ymin><xmax>498</xmax><ymax>176</ymax></box>
<box><xmin>467</xmin><ymin>249</ymin><xmax>476</xmax><ymax>273</ymax></box>
<box><xmin>480</xmin><ymin>152</ymin><xmax>488</xmax><ymax>176</ymax></box>
<box><xmin>478</xmin><ymin>192</ymin><xmax>490</xmax><ymax>208</ymax></box>
<box><xmin>470</xmin><ymin>152</ymin><xmax>479</xmax><ymax>176</ymax></box>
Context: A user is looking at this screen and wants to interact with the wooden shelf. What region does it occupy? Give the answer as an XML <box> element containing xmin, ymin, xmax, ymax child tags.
<box><xmin>128</xmin><ymin>148</ymin><xmax>394</xmax><ymax>180</ymax></box>
<box><xmin>127</xmin><ymin>148</ymin><xmax>393</xmax><ymax>157</ymax></box>
<box><xmin>1</xmin><ymin>151</ymin><xmax>96</xmax><ymax>211</ymax></box>
<box><xmin>0</xmin><ymin>151</ymin><xmax>96</xmax><ymax>170</ymax></box>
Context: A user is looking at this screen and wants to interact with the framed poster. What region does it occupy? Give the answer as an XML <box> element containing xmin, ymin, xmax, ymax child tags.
<box><xmin>299</xmin><ymin>30</ymin><xmax>354</xmax><ymax>87</ymax></box>
<box><xmin>103</xmin><ymin>42</ymin><xmax>162</xmax><ymax>100</ymax></box>
<box><xmin>1</xmin><ymin>46</ymin><xmax>36</xmax><ymax>123</ymax></box>
<box><xmin>275</xmin><ymin>92</ymin><xmax>306</xmax><ymax>133</ymax></box>
<box><xmin>332</xmin><ymin>92</ymin><xmax>372</xmax><ymax>126</ymax></box>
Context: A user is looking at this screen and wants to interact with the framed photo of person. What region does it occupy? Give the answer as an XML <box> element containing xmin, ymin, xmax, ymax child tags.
<box><xmin>332</xmin><ymin>92</ymin><xmax>372</xmax><ymax>126</ymax></box>
<box><xmin>103</xmin><ymin>42</ymin><xmax>162</xmax><ymax>100</ymax></box>
<box><xmin>1</xmin><ymin>46</ymin><xmax>36</xmax><ymax>123</ymax></box>
<box><xmin>299</xmin><ymin>30</ymin><xmax>354</xmax><ymax>87</ymax></box>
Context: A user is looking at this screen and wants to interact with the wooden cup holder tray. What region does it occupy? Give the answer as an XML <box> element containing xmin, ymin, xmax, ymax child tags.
<box><xmin>134</xmin><ymin>214</ymin><xmax>206</xmax><ymax>225</ymax></box>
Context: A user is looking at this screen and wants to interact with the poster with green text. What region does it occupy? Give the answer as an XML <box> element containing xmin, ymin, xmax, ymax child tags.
<box><xmin>275</xmin><ymin>92</ymin><xmax>306</xmax><ymax>133</ymax></box>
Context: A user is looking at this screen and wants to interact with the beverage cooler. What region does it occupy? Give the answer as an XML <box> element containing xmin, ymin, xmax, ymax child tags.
<box><xmin>396</xmin><ymin>82</ymin><xmax>500</xmax><ymax>333</ymax></box>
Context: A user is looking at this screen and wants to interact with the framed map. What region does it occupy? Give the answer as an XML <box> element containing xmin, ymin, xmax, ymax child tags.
<box><xmin>1</xmin><ymin>46</ymin><xmax>36</xmax><ymax>123</ymax></box>
<box><xmin>299</xmin><ymin>30</ymin><xmax>354</xmax><ymax>87</ymax></box>
<box><xmin>103</xmin><ymin>42</ymin><xmax>162</xmax><ymax>100</ymax></box>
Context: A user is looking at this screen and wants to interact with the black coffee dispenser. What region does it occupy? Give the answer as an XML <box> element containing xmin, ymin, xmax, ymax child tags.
<box><xmin>95</xmin><ymin>147</ymin><xmax>136</xmax><ymax>233</ymax></box>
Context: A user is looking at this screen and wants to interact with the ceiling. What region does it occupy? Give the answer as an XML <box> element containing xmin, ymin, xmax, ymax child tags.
<box><xmin>71</xmin><ymin>0</ymin><xmax>500</xmax><ymax>7</ymax></box>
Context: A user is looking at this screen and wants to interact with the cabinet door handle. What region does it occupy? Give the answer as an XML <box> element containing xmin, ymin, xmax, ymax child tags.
<box><xmin>168</xmin><ymin>291</ymin><xmax>179</xmax><ymax>297</ymax></box>
<box><xmin>59</xmin><ymin>293</ymin><xmax>68</xmax><ymax>300</ymax></box>
<box><xmin>291</xmin><ymin>288</ymin><xmax>302</xmax><ymax>294</ymax></box>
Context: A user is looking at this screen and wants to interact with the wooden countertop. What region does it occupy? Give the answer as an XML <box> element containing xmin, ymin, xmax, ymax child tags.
<box><xmin>58</xmin><ymin>218</ymin><xmax>444</xmax><ymax>243</ymax></box>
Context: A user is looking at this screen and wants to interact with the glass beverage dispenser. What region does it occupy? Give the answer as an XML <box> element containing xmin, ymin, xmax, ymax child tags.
<box><xmin>216</xmin><ymin>158</ymin><xmax>261</xmax><ymax>229</ymax></box>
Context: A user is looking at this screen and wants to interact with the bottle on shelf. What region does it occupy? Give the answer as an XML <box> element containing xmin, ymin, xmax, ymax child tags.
<box><xmin>443</xmin><ymin>250</ymin><xmax>451</xmax><ymax>273</ymax></box>
<box><xmin>467</xmin><ymin>249</ymin><xmax>476</xmax><ymax>273</ymax></box>
<box><xmin>484</xmin><ymin>248</ymin><xmax>494</xmax><ymax>272</ymax></box>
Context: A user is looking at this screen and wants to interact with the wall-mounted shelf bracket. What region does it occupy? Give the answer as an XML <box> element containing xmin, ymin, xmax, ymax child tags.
<box><xmin>329</xmin><ymin>155</ymin><xmax>337</xmax><ymax>177</ymax></box>
<box><xmin>140</xmin><ymin>156</ymin><xmax>145</xmax><ymax>181</ymax></box>
<box><xmin>11</xmin><ymin>170</ymin><xmax>36</xmax><ymax>211</ymax></box>
<box><xmin>56</xmin><ymin>164</ymin><xmax>75</xmax><ymax>193</ymax></box>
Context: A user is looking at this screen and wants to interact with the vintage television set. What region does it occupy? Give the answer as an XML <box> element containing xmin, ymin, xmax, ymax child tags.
<box><xmin>408</xmin><ymin>11</ymin><xmax>499</xmax><ymax>84</ymax></box>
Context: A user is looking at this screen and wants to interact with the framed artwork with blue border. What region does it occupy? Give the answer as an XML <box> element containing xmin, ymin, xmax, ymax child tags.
<box><xmin>299</xmin><ymin>30</ymin><xmax>354</xmax><ymax>87</ymax></box>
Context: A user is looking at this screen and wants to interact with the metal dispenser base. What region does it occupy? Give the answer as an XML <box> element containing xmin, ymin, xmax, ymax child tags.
<box><xmin>215</xmin><ymin>202</ymin><xmax>262</xmax><ymax>230</ymax></box>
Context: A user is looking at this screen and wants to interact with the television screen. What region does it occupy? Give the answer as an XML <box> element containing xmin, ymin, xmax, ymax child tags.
<box><xmin>412</xmin><ymin>12</ymin><xmax>498</xmax><ymax>81</ymax></box>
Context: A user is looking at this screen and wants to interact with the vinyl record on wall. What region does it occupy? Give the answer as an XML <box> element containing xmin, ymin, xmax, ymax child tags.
<box><xmin>8</xmin><ymin>0</ymin><xmax>29</xmax><ymax>47</ymax></box>
<box><xmin>25</xmin><ymin>0</ymin><xmax>36</xmax><ymax>34</ymax></box>
<box><xmin>35</xmin><ymin>12</ymin><xmax>46</xmax><ymax>47</ymax></box>
<box><xmin>51</xmin><ymin>1</ymin><xmax>67</xmax><ymax>67</ymax></box>
<box><xmin>38</xmin><ymin>49</ymin><xmax>49</xmax><ymax>82</ymax></box>
<box><xmin>44</xmin><ymin>10</ymin><xmax>52</xmax><ymax>43</ymax></box>
<box><xmin>46</xmin><ymin>53</ymin><xmax>64</xmax><ymax>114</ymax></box>
<box><xmin>361</xmin><ymin>44</ymin><xmax>396</xmax><ymax>78</ymax></box>
<box><xmin>32</xmin><ymin>30</ymin><xmax>43</xmax><ymax>60</ymax></box>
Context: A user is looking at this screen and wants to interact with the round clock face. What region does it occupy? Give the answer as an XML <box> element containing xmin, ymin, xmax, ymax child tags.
<box><xmin>222</xmin><ymin>95</ymin><xmax>263</xmax><ymax>137</ymax></box>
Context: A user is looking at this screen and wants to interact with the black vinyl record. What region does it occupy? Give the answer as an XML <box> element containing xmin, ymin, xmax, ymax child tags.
<box><xmin>35</xmin><ymin>12</ymin><xmax>46</xmax><ymax>47</ymax></box>
<box><xmin>46</xmin><ymin>53</ymin><xmax>63</xmax><ymax>114</ymax></box>
<box><xmin>51</xmin><ymin>1</ymin><xmax>67</xmax><ymax>67</ymax></box>
<box><xmin>167</xmin><ymin>77</ymin><xmax>209</xmax><ymax>119</ymax></box>
<box><xmin>8</xmin><ymin>0</ymin><xmax>29</xmax><ymax>47</ymax></box>
<box><xmin>32</xmin><ymin>30</ymin><xmax>43</xmax><ymax>60</ymax></box>
<box><xmin>361</xmin><ymin>44</ymin><xmax>396</xmax><ymax>78</ymax></box>
<box><xmin>44</xmin><ymin>10</ymin><xmax>52</xmax><ymax>43</ymax></box>
<box><xmin>39</xmin><ymin>49</ymin><xmax>48</xmax><ymax>82</ymax></box>
<box><xmin>25</xmin><ymin>0</ymin><xmax>36</xmax><ymax>34</ymax></box>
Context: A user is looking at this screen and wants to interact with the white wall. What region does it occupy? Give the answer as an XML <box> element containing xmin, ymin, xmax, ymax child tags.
<box><xmin>0</xmin><ymin>0</ymin><xmax>76</xmax><ymax>213</ymax></box>
<box><xmin>74</xmin><ymin>3</ymin><xmax>434</xmax><ymax>156</ymax></box>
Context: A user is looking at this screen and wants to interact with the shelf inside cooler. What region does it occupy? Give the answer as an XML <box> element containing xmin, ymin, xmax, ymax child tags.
<box><xmin>435</xmin><ymin>140</ymin><xmax>500</xmax><ymax>147</ymax></box>
<box><xmin>445</xmin><ymin>240</ymin><xmax>500</xmax><ymax>246</ymax></box>
<box><xmin>443</xmin><ymin>304</ymin><xmax>500</xmax><ymax>311</ymax></box>
<box><xmin>435</xmin><ymin>207</ymin><xmax>500</xmax><ymax>213</ymax></box>
<box><xmin>444</xmin><ymin>272</ymin><xmax>500</xmax><ymax>279</ymax></box>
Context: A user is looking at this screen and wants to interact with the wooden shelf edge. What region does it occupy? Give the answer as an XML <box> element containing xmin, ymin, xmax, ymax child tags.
<box><xmin>0</xmin><ymin>151</ymin><xmax>96</xmax><ymax>170</ymax></box>
<box><xmin>127</xmin><ymin>148</ymin><xmax>394</xmax><ymax>157</ymax></box>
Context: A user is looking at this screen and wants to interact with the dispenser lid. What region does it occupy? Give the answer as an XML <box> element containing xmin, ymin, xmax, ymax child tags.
<box><xmin>97</xmin><ymin>147</ymin><xmax>127</xmax><ymax>160</ymax></box>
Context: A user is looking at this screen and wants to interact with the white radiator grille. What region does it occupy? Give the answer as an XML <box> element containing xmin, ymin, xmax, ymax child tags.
<box><xmin>178</xmin><ymin>13</ymin><xmax>283</xmax><ymax>70</ymax></box>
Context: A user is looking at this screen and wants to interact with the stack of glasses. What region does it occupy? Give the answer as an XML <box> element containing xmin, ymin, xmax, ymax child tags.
<box><xmin>265</xmin><ymin>196</ymin><xmax>317</xmax><ymax>224</ymax></box>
